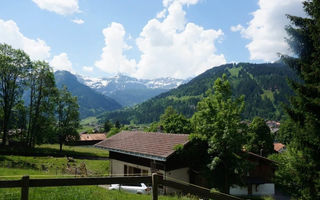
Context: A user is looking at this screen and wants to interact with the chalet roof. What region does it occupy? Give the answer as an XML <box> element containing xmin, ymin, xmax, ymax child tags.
<box><xmin>95</xmin><ymin>131</ymin><xmax>189</xmax><ymax>161</ymax></box>
<box><xmin>273</xmin><ymin>142</ymin><xmax>285</xmax><ymax>152</ymax></box>
<box><xmin>246</xmin><ymin>151</ymin><xmax>276</xmax><ymax>165</ymax></box>
<box><xmin>80</xmin><ymin>133</ymin><xmax>106</xmax><ymax>141</ymax></box>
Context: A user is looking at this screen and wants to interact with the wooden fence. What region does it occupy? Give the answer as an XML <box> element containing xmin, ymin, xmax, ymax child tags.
<box><xmin>0</xmin><ymin>173</ymin><xmax>242</xmax><ymax>200</ymax></box>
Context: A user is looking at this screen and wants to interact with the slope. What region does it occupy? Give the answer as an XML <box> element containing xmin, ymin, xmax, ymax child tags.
<box><xmin>77</xmin><ymin>74</ymin><xmax>185</xmax><ymax>106</ymax></box>
<box><xmin>98</xmin><ymin>62</ymin><xmax>298</xmax><ymax>124</ymax></box>
<box><xmin>54</xmin><ymin>71</ymin><xmax>122</xmax><ymax>119</ymax></box>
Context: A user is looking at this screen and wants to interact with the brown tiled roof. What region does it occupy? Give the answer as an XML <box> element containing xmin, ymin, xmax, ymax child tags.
<box><xmin>80</xmin><ymin>133</ymin><xmax>106</xmax><ymax>141</ymax></box>
<box><xmin>95</xmin><ymin>131</ymin><xmax>189</xmax><ymax>161</ymax></box>
<box><xmin>274</xmin><ymin>142</ymin><xmax>285</xmax><ymax>152</ymax></box>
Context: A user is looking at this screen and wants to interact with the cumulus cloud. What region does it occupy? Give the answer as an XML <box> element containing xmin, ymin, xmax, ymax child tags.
<box><xmin>32</xmin><ymin>0</ymin><xmax>80</xmax><ymax>15</ymax></box>
<box><xmin>95</xmin><ymin>22</ymin><xmax>137</xmax><ymax>75</ymax></box>
<box><xmin>134</xmin><ymin>0</ymin><xmax>225</xmax><ymax>79</ymax></box>
<box><xmin>93</xmin><ymin>0</ymin><xmax>225</xmax><ymax>79</ymax></box>
<box><xmin>72</xmin><ymin>19</ymin><xmax>84</xmax><ymax>24</ymax></box>
<box><xmin>232</xmin><ymin>0</ymin><xmax>305</xmax><ymax>62</ymax></box>
<box><xmin>0</xmin><ymin>19</ymin><xmax>51</xmax><ymax>60</ymax></box>
<box><xmin>83</xmin><ymin>66</ymin><xmax>93</xmax><ymax>72</ymax></box>
<box><xmin>50</xmin><ymin>53</ymin><xmax>73</xmax><ymax>71</ymax></box>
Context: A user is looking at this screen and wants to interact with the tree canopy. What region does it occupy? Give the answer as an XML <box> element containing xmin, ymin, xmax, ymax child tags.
<box><xmin>0</xmin><ymin>44</ymin><xmax>31</xmax><ymax>146</ymax></box>
<box><xmin>275</xmin><ymin>0</ymin><xmax>320</xmax><ymax>198</ymax></box>
<box><xmin>245</xmin><ymin>117</ymin><xmax>274</xmax><ymax>156</ymax></box>
<box><xmin>56</xmin><ymin>86</ymin><xmax>80</xmax><ymax>152</ymax></box>
<box><xmin>191</xmin><ymin>74</ymin><xmax>248</xmax><ymax>194</ymax></box>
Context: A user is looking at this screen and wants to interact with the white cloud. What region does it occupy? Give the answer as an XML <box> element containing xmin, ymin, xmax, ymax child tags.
<box><xmin>83</xmin><ymin>66</ymin><xmax>93</xmax><ymax>72</ymax></box>
<box><xmin>72</xmin><ymin>19</ymin><xmax>84</xmax><ymax>24</ymax></box>
<box><xmin>0</xmin><ymin>19</ymin><xmax>51</xmax><ymax>60</ymax></box>
<box><xmin>32</xmin><ymin>0</ymin><xmax>80</xmax><ymax>15</ymax></box>
<box><xmin>50</xmin><ymin>53</ymin><xmax>73</xmax><ymax>71</ymax></box>
<box><xmin>93</xmin><ymin>0</ymin><xmax>225</xmax><ymax>79</ymax></box>
<box><xmin>95</xmin><ymin>22</ymin><xmax>137</xmax><ymax>75</ymax></box>
<box><xmin>156</xmin><ymin>9</ymin><xmax>167</xmax><ymax>19</ymax></box>
<box><xmin>233</xmin><ymin>0</ymin><xmax>305</xmax><ymax>62</ymax></box>
<box><xmin>134</xmin><ymin>0</ymin><xmax>225</xmax><ymax>79</ymax></box>
<box><xmin>163</xmin><ymin>0</ymin><xmax>199</xmax><ymax>7</ymax></box>
<box><xmin>230</xmin><ymin>24</ymin><xmax>245</xmax><ymax>33</ymax></box>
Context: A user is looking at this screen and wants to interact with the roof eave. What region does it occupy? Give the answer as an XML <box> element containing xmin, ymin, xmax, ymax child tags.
<box><xmin>95</xmin><ymin>145</ymin><xmax>167</xmax><ymax>162</ymax></box>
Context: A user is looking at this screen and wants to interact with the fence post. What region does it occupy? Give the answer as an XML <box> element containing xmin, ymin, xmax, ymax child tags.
<box><xmin>21</xmin><ymin>175</ymin><xmax>29</xmax><ymax>200</ymax></box>
<box><xmin>152</xmin><ymin>173</ymin><xmax>159</xmax><ymax>200</ymax></box>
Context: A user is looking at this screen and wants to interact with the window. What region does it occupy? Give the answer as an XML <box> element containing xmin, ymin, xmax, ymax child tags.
<box><xmin>124</xmin><ymin>165</ymin><xmax>145</xmax><ymax>176</ymax></box>
<box><xmin>142</xmin><ymin>170</ymin><xmax>148</xmax><ymax>176</ymax></box>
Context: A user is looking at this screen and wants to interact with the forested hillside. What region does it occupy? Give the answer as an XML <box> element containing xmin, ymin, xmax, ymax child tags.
<box><xmin>55</xmin><ymin>71</ymin><xmax>122</xmax><ymax>118</ymax></box>
<box><xmin>98</xmin><ymin>62</ymin><xmax>298</xmax><ymax>124</ymax></box>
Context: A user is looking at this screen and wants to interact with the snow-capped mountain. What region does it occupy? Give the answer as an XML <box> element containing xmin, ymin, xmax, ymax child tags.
<box><xmin>76</xmin><ymin>74</ymin><xmax>187</xmax><ymax>106</ymax></box>
<box><xmin>77</xmin><ymin>74</ymin><xmax>185</xmax><ymax>94</ymax></box>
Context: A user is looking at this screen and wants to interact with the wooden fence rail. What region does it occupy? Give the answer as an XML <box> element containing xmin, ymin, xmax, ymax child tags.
<box><xmin>0</xmin><ymin>174</ymin><xmax>242</xmax><ymax>200</ymax></box>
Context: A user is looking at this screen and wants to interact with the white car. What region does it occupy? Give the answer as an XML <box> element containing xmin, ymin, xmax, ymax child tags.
<box><xmin>108</xmin><ymin>183</ymin><xmax>151</xmax><ymax>194</ymax></box>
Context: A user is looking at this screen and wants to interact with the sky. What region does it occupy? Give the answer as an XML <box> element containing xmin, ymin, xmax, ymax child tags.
<box><xmin>0</xmin><ymin>0</ymin><xmax>305</xmax><ymax>79</ymax></box>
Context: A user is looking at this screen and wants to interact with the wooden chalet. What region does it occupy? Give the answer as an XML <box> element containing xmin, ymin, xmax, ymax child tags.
<box><xmin>95</xmin><ymin>130</ymin><xmax>276</xmax><ymax>196</ymax></box>
<box><xmin>95</xmin><ymin>131</ymin><xmax>189</xmax><ymax>193</ymax></box>
<box><xmin>230</xmin><ymin>152</ymin><xmax>276</xmax><ymax>196</ymax></box>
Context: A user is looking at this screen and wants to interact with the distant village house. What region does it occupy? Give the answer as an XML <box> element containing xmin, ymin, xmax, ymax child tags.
<box><xmin>77</xmin><ymin>133</ymin><xmax>106</xmax><ymax>145</ymax></box>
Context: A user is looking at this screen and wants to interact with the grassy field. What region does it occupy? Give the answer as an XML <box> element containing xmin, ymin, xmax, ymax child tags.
<box><xmin>37</xmin><ymin>144</ymin><xmax>109</xmax><ymax>157</ymax></box>
<box><xmin>0</xmin><ymin>144</ymin><xmax>198</xmax><ymax>199</ymax></box>
<box><xmin>0</xmin><ymin>186</ymin><xmax>197</xmax><ymax>200</ymax></box>
<box><xmin>0</xmin><ymin>144</ymin><xmax>109</xmax><ymax>158</ymax></box>
<box><xmin>79</xmin><ymin>116</ymin><xmax>100</xmax><ymax>133</ymax></box>
<box><xmin>0</xmin><ymin>163</ymin><xmax>196</xmax><ymax>200</ymax></box>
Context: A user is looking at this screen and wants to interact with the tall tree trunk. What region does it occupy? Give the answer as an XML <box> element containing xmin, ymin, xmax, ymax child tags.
<box><xmin>2</xmin><ymin>101</ymin><xmax>11</xmax><ymax>146</ymax></box>
<box><xmin>2</xmin><ymin>117</ymin><xmax>8</xmax><ymax>146</ymax></box>
<box><xmin>26</xmin><ymin>85</ymin><xmax>34</xmax><ymax>147</ymax></box>
<box><xmin>59</xmin><ymin>141</ymin><xmax>63</xmax><ymax>152</ymax></box>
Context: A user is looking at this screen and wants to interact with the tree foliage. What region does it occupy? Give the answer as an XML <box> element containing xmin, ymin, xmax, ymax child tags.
<box><xmin>191</xmin><ymin>74</ymin><xmax>248</xmax><ymax>194</ymax></box>
<box><xmin>104</xmin><ymin>120</ymin><xmax>113</xmax><ymax>132</ymax></box>
<box><xmin>0</xmin><ymin>44</ymin><xmax>31</xmax><ymax>145</ymax></box>
<box><xmin>277</xmin><ymin>0</ymin><xmax>320</xmax><ymax>198</ymax></box>
<box><xmin>100</xmin><ymin>62</ymin><xmax>297</xmax><ymax>124</ymax></box>
<box><xmin>56</xmin><ymin>86</ymin><xmax>80</xmax><ymax>152</ymax></box>
<box><xmin>159</xmin><ymin>106</ymin><xmax>192</xmax><ymax>134</ymax></box>
<box><xmin>26</xmin><ymin>61</ymin><xmax>56</xmax><ymax>147</ymax></box>
<box><xmin>245</xmin><ymin>117</ymin><xmax>274</xmax><ymax>156</ymax></box>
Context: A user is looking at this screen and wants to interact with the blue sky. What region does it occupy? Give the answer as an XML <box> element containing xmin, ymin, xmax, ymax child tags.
<box><xmin>0</xmin><ymin>0</ymin><xmax>305</xmax><ymax>79</ymax></box>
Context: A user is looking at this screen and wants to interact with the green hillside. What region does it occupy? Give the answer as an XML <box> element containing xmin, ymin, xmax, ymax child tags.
<box><xmin>55</xmin><ymin>71</ymin><xmax>122</xmax><ymax>119</ymax></box>
<box><xmin>98</xmin><ymin>63</ymin><xmax>298</xmax><ymax>124</ymax></box>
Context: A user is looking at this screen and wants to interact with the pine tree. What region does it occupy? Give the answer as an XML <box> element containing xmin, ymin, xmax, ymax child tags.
<box><xmin>280</xmin><ymin>0</ymin><xmax>320</xmax><ymax>198</ymax></box>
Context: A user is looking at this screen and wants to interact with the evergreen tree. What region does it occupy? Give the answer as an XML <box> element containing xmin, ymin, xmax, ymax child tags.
<box><xmin>279</xmin><ymin>0</ymin><xmax>320</xmax><ymax>198</ymax></box>
<box><xmin>191</xmin><ymin>74</ymin><xmax>248</xmax><ymax>193</ymax></box>
<box><xmin>104</xmin><ymin>120</ymin><xmax>113</xmax><ymax>133</ymax></box>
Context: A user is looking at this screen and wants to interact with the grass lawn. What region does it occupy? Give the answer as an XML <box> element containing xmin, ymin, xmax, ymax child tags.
<box><xmin>1</xmin><ymin>186</ymin><xmax>197</xmax><ymax>200</ymax></box>
<box><xmin>0</xmin><ymin>155</ymin><xmax>109</xmax><ymax>177</ymax></box>
<box><xmin>37</xmin><ymin>144</ymin><xmax>109</xmax><ymax>157</ymax></box>
<box><xmin>0</xmin><ymin>143</ymin><xmax>109</xmax><ymax>158</ymax></box>
<box><xmin>79</xmin><ymin>116</ymin><xmax>100</xmax><ymax>133</ymax></box>
<box><xmin>0</xmin><ymin>164</ymin><xmax>196</xmax><ymax>200</ymax></box>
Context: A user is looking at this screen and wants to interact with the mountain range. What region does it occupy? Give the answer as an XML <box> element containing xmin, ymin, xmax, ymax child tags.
<box><xmin>76</xmin><ymin>74</ymin><xmax>186</xmax><ymax>106</ymax></box>
<box><xmin>97</xmin><ymin>62</ymin><xmax>298</xmax><ymax>124</ymax></box>
<box><xmin>54</xmin><ymin>71</ymin><xmax>121</xmax><ymax>118</ymax></box>
<box><xmin>55</xmin><ymin>71</ymin><xmax>186</xmax><ymax>118</ymax></box>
